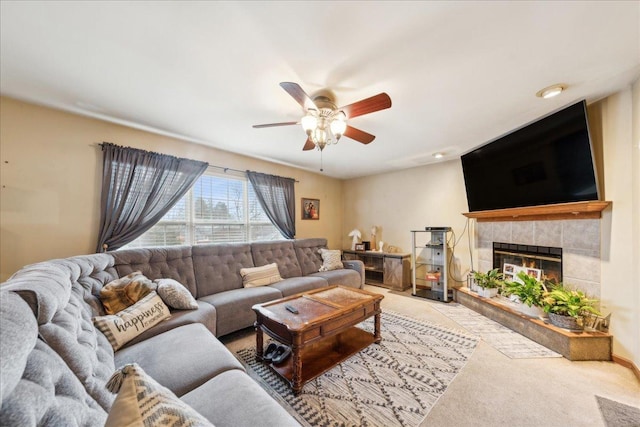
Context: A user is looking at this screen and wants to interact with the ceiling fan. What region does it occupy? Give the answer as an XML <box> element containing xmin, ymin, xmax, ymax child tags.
<box><xmin>253</xmin><ymin>82</ymin><xmax>392</xmax><ymax>152</ymax></box>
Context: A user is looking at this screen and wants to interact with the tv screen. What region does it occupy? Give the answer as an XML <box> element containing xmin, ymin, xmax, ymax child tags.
<box><xmin>461</xmin><ymin>100</ymin><xmax>599</xmax><ymax>212</ymax></box>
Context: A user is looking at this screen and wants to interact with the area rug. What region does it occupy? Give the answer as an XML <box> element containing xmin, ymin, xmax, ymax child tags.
<box><xmin>430</xmin><ymin>303</ymin><xmax>562</xmax><ymax>359</ymax></box>
<box><xmin>596</xmin><ymin>396</ymin><xmax>640</xmax><ymax>427</ymax></box>
<box><xmin>235</xmin><ymin>311</ymin><xmax>479</xmax><ymax>427</ymax></box>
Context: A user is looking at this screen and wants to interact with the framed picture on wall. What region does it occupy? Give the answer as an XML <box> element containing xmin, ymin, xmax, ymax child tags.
<box><xmin>301</xmin><ymin>198</ymin><xmax>319</xmax><ymax>220</ymax></box>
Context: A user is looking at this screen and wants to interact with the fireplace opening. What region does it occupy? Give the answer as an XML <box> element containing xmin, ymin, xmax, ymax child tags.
<box><xmin>493</xmin><ymin>242</ymin><xmax>562</xmax><ymax>284</ymax></box>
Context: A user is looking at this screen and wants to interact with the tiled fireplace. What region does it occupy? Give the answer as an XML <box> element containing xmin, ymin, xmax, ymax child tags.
<box><xmin>476</xmin><ymin>219</ymin><xmax>601</xmax><ymax>299</ymax></box>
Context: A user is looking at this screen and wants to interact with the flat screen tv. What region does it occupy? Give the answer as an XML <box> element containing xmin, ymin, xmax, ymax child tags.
<box><xmin>461</xmin><ymin>100</ymin><xmax>599</xmax><ymax>212</ymax></box>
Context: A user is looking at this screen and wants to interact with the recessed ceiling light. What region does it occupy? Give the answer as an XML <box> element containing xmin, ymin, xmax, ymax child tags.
<box><xmin>433</xmin><ymin>152</ymin><xmax>444</xmax><ymax>159</ymax></box>
<box><xmin>536</xmin><ymin>84</ymin><xmax>566</xmax><ymax>99</ymax></box>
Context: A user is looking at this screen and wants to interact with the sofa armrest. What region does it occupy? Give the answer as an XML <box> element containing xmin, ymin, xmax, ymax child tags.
<box><xmin>342</xmin><ymin>260</ymin><xmax>365</xmax><ymax>288</ymax></box>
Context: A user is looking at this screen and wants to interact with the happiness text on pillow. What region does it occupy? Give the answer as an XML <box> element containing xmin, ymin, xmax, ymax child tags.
<box><xmin>112</xmin><ymin>300</ymin><xmax>166</xmax><ymax>333</ymax></box>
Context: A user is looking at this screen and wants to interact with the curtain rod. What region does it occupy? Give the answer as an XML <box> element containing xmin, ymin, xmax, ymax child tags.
<box><xmin>93</xmin><ymin>144</ymin><xmax>299</xmax><ymax>183</ymax></box>
<box><xmin>209</xmin><ymin>164</ymin><xmax>299</xmax><ymax>183</ymax></box>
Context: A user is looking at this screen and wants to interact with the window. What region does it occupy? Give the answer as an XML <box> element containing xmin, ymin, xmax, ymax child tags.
<box><xmin>124</xmin><ymin>172</ymin><xmax>283</xmax><ymax>248</ymax></box>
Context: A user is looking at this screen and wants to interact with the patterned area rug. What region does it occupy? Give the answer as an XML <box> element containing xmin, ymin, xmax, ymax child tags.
<box><xmin>430</xmin><ymin>303</ymin><xmax>562</xmax><ymax>359</ymax></box>
<box><xmin>235</xmin><ymin>312</ymin><xmax>479</xmax><ymax>427</ymax></box>
<box><xmin>596</xmin><ymin>396</ymin><xmax>640</xmax><ymax>427</ymax></box>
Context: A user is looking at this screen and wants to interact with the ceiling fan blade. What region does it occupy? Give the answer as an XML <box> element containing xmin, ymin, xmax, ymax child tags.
<box><xmin>343</xmin><ymin>125</ymin><xmax>376</xmax><ymax>144</ymax></box>
<box><xmin>280</xmin><ymin>82</ymin><xmax>316</xmax><ymax>111</ymax></box>
<box><xmin>252</xmin><ymin>121</ymin><xmax>298</xmax><ymax>128</ymax></box>
<box><xmin>302</xmin><ymin>137</ymin><xmax>315</xmax><ymax>151</ymax></box>
<box><xmin>339</xmin><ymin>93</ymin><xmax>392</xmax><ymax>119</ymax></box>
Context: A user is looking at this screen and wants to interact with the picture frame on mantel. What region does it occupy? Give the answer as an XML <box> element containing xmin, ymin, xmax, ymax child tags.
<box><xmin>301</xmin><ymin>198</ymin><xmax>319</xmax><ymax>220</ymax></box>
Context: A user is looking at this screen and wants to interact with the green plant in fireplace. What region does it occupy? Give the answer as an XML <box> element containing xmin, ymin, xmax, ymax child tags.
<box><xmin>502</xmin><ymin>271</ymin><xmax>548</xmax><ymax>307</ymax></box>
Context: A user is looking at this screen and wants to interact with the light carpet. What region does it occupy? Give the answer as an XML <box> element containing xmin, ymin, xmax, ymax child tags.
<box><xmin>430</xmin><ymin>302</ymin><xmax>562</xmax><ymax>359</ymax></box>
<box><xmin>235</xmin><ymin>311</ymin><xmax>479</xmax><ymax>427</ymax></box>
<box><xmin>596</xmin><ymin>396</ymin><xmax>640</xmax><ymax>427</ymax></box>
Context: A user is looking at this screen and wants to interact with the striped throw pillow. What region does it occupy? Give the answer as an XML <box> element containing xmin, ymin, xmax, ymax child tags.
<box><xmin>240</xmin><ymin>263</ymin><xmax>283</xmax><ymax>287</ymax></box>
<box><xmin>319</xmin><ymin>249</ymin><xmax>343</xmax><ymax>272</ymax></box>
<box><xmin>105</xmin><ymin>363</ymin><xmax>214</xmax><ymax>427</ymax></box>
<box><xmin>93</xmin><ymin>292</ymin><xmax>170</xmax><ymax>351</ymax></box>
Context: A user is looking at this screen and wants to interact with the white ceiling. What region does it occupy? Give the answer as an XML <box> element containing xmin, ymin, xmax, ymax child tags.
<box><xmin>1</xmin><ymin>1</ymin><xmax>639</xmax><ymax>179</ymax></box>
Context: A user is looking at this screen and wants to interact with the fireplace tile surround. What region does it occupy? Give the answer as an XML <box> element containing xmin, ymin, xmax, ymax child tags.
<box><xmin>476</xmin><ymin>219</ymin><xmax>602</xmax><ymax>299</ymax></box>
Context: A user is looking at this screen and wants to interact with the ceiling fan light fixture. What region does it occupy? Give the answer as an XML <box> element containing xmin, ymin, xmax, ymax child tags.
<box><xmin>301</xmin><ymin>113</ymin><xmax>317</xmax><ymax>134</ymax></box>
<box><xmin>330</xmin><ymin>114</ymin><xmax>347</xmax><ymax>136</ymax></box>
<box><xmin>536</xmin><ymin>84</ymin><xmax>566</xmax><ymax>99</ymax></box>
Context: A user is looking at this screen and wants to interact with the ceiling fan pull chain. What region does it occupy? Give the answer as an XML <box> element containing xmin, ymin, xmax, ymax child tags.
<box><xmin>320</xmin><ymin>149</ymin><xmax>323</xmax><ymax>172</ymax></box>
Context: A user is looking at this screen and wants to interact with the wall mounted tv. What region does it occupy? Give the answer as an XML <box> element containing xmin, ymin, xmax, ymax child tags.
<box><xmin>461</xmin><ymin>100</ymin><xmax>599</xmax><ymax>212</ymax></box>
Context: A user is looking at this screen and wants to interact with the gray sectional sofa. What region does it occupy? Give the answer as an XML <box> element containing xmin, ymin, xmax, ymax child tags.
<box><xmin>0</xmin><ymin>238</ymin><xmax>364</xmax><ymax>426</ymax></box>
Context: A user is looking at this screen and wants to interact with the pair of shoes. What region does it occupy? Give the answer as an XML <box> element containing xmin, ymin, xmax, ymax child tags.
<box><xmin>271</xmin><ymin>345</ymin><xmax>291</xmax><ymax>365</ymax></box>
<box><xmin>263</xmin><ymin>343</ymin><xmax>278</xmax><ymax>362</ymax></box>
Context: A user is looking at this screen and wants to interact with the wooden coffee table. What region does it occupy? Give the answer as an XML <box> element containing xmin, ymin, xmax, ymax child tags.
<box><xmin>252</xmin><ymin>286</ymin><xmax>384</xmax><ymax>394</ymax></box>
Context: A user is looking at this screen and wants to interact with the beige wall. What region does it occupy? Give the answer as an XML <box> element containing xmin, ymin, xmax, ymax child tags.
<box><xmin>342</xmin><ymin>159</ymin><xmax>472</xmax><ymax>285</ymax></box>
<box><xmin>594</xmin><ymin>83</ymin><xmax>640</xmax><ymax>366</ymax></box>
<box><xmin>597</xmin><ymin>81</ymin><xmax>640</xmax><ymax>366</ymax></box>
<box><xmin>0</xmin><ymin>96</ymin><xmax>344</xmax><ymax>280</ymax></box>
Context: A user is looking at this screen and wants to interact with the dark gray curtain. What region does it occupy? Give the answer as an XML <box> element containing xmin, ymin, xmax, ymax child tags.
<box><xmin>246</xmin><ymin>171</ymin><xmax>296</xmax><ymax>239</ymax></box>
<box><xmin>96</xmin><ymin>143</ymin><xmax>208</xmax><ymax>252</ymax></box>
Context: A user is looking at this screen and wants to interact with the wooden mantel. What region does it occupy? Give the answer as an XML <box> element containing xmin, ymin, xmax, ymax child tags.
<box><xmin>463</xmin><ymin>201</ymin><xmax>612</xmax><ymax>222</ymax></box>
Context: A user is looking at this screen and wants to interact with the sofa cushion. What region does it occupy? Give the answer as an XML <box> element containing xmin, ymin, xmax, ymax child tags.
<box><xmin>181</xmin><ymin>369</ymin><xmax>301</xmax><ymax>427</ymax></box>
<box><xmin>93</xmin><ymin>292</ymin><xmax>171</xmax><ymax>351</ymax></box>
<box><xmin>309</xmin><ymin>269</ymin><xmax>363</xmax><ymax>288</ymax></box>
<box><xmin>0</xmin><ymin>291</ymin><xmax>39</xmax><ymax>403</ymax></box>
<box><xmin>251</xmin><ymin>240</ymin><xmax>302</xmax><ymax>278</ymax></box>
<box><xmin>198</xmin><ymin>286</ymin><xmax>282</xmax><ymax>337</ymax></box>
<box><xmin>240</xmin><ymin>263</ymin><xmax>283</xmax><ymax>287</ymax></box>
<box><xmin>192</xmin><ymin>243</ymin><xmax>254</xmax><ymax>296</ymax></box>
<box><xmin>293</xmin><ymin>238</ymin><xmax>327</xmax><ymax>276</ymax></box>
<box><xmin>111</xmin><ymin>246</ymin><xmax>198</xmax><ymax>297</ymax></box>
<box><xmin>155</xmin><ymin>278</ymin><xmax>199</xmax><ymax>309</ymax></box>
<box><xmin>0</xmin><ymin>292</ymin><xmax>108</xmax><ymax>426</ymax></box>
<box><xmin>105</xmin><ymin>363</ymin><xmax>213</xmax><ymax>427</ymax></box>
<box><xmin>100</xmin><ymin>271</ymin><xmax>155</xmax><ymax>315</ymax></box>
<box><xmin>115</xmin><ymin>323</ymin><xmax>243</xmax><ymax>397</ymax></box>
<box><xmin>2</xmin><ymin>261</ymin><xmax>117</xmax><ymax>411</ymax></box>
<box><xmin>269</xmin><ymin>276</ymin><xmax>328</xmax><ymax>297</ymax></box>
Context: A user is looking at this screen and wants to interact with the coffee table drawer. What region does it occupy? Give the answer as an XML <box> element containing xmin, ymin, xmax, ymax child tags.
<box><xmin>322</xmin><ymin>307</ymin><xmax>367</xmax><ymax>334</ymax></box>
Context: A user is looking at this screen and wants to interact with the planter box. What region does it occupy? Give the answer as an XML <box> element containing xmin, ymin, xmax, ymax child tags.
<box><xmin>453</xmin><ymin>288</ymin><xmax>612</xmax><ymax>361</ymax></box>
<box><xmin>515</xmin><ymin>303</ymin><xmax>546</xmax><ymax>319</ymax></box>
<box><xmin>548</xmin><ymin>312</ymin><xmax>583</xmax><ymax>331</ymax></box>
<box><xmin>477</xmin><ymin>287</ymin><xmax>498</xmax><ymax>298</ymax></box>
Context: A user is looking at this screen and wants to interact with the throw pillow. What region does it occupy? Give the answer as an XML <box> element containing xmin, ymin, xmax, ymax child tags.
<box><xmin>105</xmin><ymin>363</ymin><xmax>214</xmax><ymax>427</ymax></box>
<box><xmin>319</xmin><ymin>249</ymin><xmax>343</xmax><ymax>272</ymax></box>
<box><xmin>154</xmin><ymin>278</ymin><xmax>198</xmax><ymax>310</ymax></box>
<box><xmin>240</xmin><ymin>263</ymin><xmax>283</xmax><ymax>288</ymax></box>
<box><xmin>93</xmin><ymin>292</ymin><xmax>170</xmax><ymax>351</ymax></box>
<box><xmin>100</xmin><ymin>271</ymin><xmax>155</xmax><ymax>315</ymax></box>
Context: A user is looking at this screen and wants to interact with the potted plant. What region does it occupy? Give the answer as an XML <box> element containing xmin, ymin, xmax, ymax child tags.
<box><xmin>540</xmin><ymin>286</ymin><xmax>600</xmax><ymax>330</ymax></box>
<box><xmin>472</xmin><ymin>268</ymin><xmax>504</xmax><ymax>298</ymax></box>
<box><xmin>502</xmin><ymin>271</ymin><xmax>548</xmax><ymax>318</ymax></box>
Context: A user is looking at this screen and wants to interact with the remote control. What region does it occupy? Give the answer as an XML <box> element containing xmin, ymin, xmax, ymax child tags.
<box><xmin>285</xmin><ymin>304</ymin><xmax>299</xmax><ymax>314</ymax></box>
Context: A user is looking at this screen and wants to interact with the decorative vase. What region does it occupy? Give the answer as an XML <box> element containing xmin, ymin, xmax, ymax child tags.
<box><xmin>478</xmin><ymin>287</ymin><xmax>498</xmax><ymax>298</ymax></box>
<box><xmin>548</xmin><ymin>312</ymin><xmax>583</xmax><ymax>331</ymax></box>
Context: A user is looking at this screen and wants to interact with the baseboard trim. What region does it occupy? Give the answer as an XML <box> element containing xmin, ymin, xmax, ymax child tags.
<box><xmin>612</xmin><ymin>354</ymin><xmax>640</xmax><ymax>382</ymax></box>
